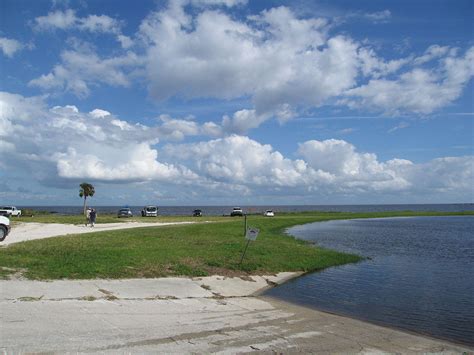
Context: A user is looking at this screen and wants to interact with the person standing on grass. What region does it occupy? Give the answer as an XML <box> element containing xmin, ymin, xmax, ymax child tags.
<box><xmin>90</xmin><ymin>208</ymin><xmax>97</xmax><ymax>227</ymax></box>
<box><xmin>85</xmin><ymin>207</ymin><xmax>91</xmax><ymax>226</ymax></box>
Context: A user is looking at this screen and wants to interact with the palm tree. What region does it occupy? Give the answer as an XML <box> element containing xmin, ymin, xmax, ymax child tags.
<box><xmin>79</xmin><ymin>182</ymin><xmax>95</xmax><ymax>215</ymax></box>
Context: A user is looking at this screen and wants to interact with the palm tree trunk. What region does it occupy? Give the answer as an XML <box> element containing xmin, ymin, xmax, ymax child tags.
<box><xmin>83</xmin><ymin>196</ymin><xmax>87</xmax><ymax>215</ymax></box>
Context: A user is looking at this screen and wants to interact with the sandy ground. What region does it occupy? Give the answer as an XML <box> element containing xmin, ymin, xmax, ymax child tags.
<box><xmin>1</xmin><ymin>221</ymin><xmax>195</xmax><ymax>246</ymax></box>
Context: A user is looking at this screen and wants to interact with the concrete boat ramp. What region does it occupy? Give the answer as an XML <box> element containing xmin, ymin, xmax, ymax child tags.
<box><xmin>1</xmin><ymin>273</ymin><xmax>471</xmax><ymax>354</ymax></box>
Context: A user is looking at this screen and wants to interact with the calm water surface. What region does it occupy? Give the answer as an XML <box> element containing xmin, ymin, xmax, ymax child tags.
<box><xmin>22</xmin><ymin>203</ymin><xmax>474</xmax><ymax>216</ymax></box>
<box><xmin>265</xmin><ymin>216</ymin><xmax>474</xmax><ymax>346</ymax></box>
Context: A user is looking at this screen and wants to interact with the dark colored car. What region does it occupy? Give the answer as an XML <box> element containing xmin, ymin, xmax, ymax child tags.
<box><xmin>193</xmin><ymin>209</ymin><xmax>202</xmax><ymax>217</ymax></box>
<box><xmin>117</xmin><ymin>208</ymin><xmax>133</xmax><ymax>218</ymax></box>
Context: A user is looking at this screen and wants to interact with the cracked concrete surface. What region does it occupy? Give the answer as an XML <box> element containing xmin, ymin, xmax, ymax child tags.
<box><xmin>1</xmin><ymin>275</ymin><xmax>472</xmax><ymax>353</ymax></box>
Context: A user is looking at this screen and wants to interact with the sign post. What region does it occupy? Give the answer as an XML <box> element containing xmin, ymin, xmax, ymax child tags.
<box><xmin>239</xmin><ymin>227</ymin><xmax>259</xmax><ymax>266</ymax></box>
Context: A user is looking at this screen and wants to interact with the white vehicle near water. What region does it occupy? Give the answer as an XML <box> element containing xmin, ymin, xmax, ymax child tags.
<box><xmin>263</xmin><ymin>210</ymin><xmax>275</xmax><ymax>217</ymax></box>
<box><xmin>0</xmin><ymin>206</ymin><xmax>21</xmax><ymax>217</ymax></box>
<box><xmin>141</xmin><ymin>206</ymin><xmax>158</xmax><ymax>217</ymax></box>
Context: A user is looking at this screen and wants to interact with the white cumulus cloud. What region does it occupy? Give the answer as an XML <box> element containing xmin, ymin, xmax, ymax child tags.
<box><xmin>34</xmin><ymin>9</ymin><xmax>77</xmax><ymax>30</ymax></box>
<box><xmin>34</xmin><ymin>9</ymin><xmax>121</xmax><ymax>33</ymax></box>
<box><xmin>166</xmin><ymin>136</ymin><xmax>473</xmax><ymax>198</ymax></box>
<box><xmin>298</xmin><ymin>139</ymin><xmax>413</xmax><ymax>191</ymax></box>
<box><xmin>54</xmin><ymin>144</ymin><xmax>187</xmax><ymax>181</ymax></box>
<box><xmin>0</xmin><ymin>37</ymin><xmax>24</xmax><ymax>57</ymax></box>
<box><xmin>0</xmin><ymin>92</ymin><xmax>201</xmax><ymax>182</ymax></box>
<box><xmin>33</xmin><ymin>9</ymin><xmax>132</xmax><ymax>48</ymax></box>
<box><xmin>164</xmin><ymin>135</ymin><xmax>325</xmax><ymax>187</ymax></box>
<box><xmin>29</xmin><ymin>47</ymin><xmax>142</xmax><ymax>97</ymax></box>
<box><xmin>364</xmin><ymin>10</ymin><xmax>391</xmax><ymax>23</ymax></box>
<box><xmin>343</xmin><ymin>47</ymin><xmax>474</xmax><ymax>115</ymax></box>
<box><xmin>191</xmin><ymin>0</ymin><xmax>248</xmax><ymax>7</ymax></box>
<box><xmin>139</xmin><ymin>3</ymin><xmax>359</xmax><ymax>117</ymax></box>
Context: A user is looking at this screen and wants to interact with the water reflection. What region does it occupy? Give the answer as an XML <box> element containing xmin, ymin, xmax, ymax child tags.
<box><xmin>265</xmin><ymin>216</ymin><xmax>474</xmax><ymax>346</ymax></box>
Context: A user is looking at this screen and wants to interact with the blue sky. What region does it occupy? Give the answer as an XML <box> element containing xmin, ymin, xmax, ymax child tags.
<box><xmin>0</xmin><ymin>0</ymin><xmax>473</xmax><ymax>206</ymax></box>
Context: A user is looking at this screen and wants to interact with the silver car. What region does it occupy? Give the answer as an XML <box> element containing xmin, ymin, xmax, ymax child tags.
<box><xmin>117</xmin><ymin>208</ymin><xmax>133</xmax><ymax>218</ymax></box>
<box><xmin>141</xmin><ymin>206</ymin><xmax>158</xmax><ymax>217</ymax></box>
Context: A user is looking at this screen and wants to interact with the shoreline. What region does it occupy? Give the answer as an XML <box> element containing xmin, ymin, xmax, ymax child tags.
<box><xmin>264</xmin><ymin>267</ymin><xmax>474</xmax><ymax>349</ymax></box>
<box><xmin>2</xmin><ymin>216</ymin><xmax>473</xmax><ymax>351</ymax></box>
<box><xmin>282</xmin><ymin>215</ymin><xmax>474</xmax><ymax>348</ymax></box>
<box><xmin>264</xmin><ymin>294</ymin><xmax>474</xmax><ymax>350</ymax></box>
<box><xmin>1</xmin><ymin>274</ymin><xmax>472</xmax><ymax>353</ymax></box>
<box><xmin>260</xmin><ymin>296</ymin><xmax>474</xmax><ymax>352</ymax></box>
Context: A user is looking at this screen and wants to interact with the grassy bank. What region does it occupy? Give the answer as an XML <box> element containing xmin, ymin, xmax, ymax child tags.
<box><xmin>10</xmin><ymin>213</ymin><xmax>222</xmax><ymax>224</ymax></box>
<box><xmin>11</xmin><ymin>209</ymin><xmax>474</xmax><ymax>225</ymax></box>
<box><xmin>1</xmin><ymin>211</ymin><xmax>472</xmax><ymax>280</ymax></box>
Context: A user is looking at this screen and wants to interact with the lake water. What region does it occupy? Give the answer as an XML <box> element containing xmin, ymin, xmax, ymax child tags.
<box><xmin>265</xmin><ymin>216</ymin><xmax>474</xmax><ymax>346</ymax></box>
<box><xmin>21</xmin><ymin>203</ymin><xmax>474</xmax><ymax>216</ymax></box>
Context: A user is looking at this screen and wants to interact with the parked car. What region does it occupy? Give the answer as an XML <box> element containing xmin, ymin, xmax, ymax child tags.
<box><xmin>0</xmin><ymin>215</ymin><xmax>11</xmax><ymax>241</ymax></box>
<box><xmin>263</xmin><ymin>210</ymin><xmax>275</xmax><ymax>217</ymax></box>
<box><xmin>141</xmin><ymin>206</ymin><xmax>158</xmax><ymax>217</ymax></box>
<box><xmin>193</xmin><ymin>209</ymin><xmax>202</xmax><ymax>217</ymax></box>
<box><xmin>230</xmin><ymin>207</ymin><xmax>243</xmax><ymax>217</ymax></box>
<box><xmin>0</xmin><ymin>206</ymin><xmax>21</xmax><ymax>217</ymax></box>
<box><xmin>117</xmin><ymin>208</ymin><xmax>133</xmax><ymax>218</ymax></box>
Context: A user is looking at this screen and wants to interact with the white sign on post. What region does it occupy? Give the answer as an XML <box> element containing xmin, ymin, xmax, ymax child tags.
<box><xmin>245</xmin><ymin>228</ymin><xmax>259</xmax><ymax>241</ymax></box>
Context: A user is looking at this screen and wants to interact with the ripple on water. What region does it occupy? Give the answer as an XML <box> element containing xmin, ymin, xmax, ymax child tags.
<box><xmin>266</xmin><ymin>216</ymin><xmax>474</xmax><ymax>346</ymax></box>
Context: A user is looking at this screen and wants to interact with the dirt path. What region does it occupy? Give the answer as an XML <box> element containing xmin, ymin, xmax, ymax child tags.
<box><xmin>1</xmin><ymin>221</ymin><xmax>195</xmax><ymax>246</ymax></box>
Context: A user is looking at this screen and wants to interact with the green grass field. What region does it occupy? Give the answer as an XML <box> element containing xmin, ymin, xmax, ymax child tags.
<box><xmin>11</xmin><ymin>209</ymin><xmax>474</xmax><ymax>225</ymax></box>
<box><xmin>10</xmin><ymin>212</ymin><xmax>224</xmax><ymax>225</ymax></box>
<box><xmin>1</xmin><ymin>210</ymin><xmax>472</xmax><ymax>280</ymax></box>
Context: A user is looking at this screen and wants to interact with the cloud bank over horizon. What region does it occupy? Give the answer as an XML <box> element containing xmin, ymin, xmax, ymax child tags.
<box><xmin>1</xmin><ymin>91</ymin><xmax>472</xmax><ymax>204</ymax></box>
